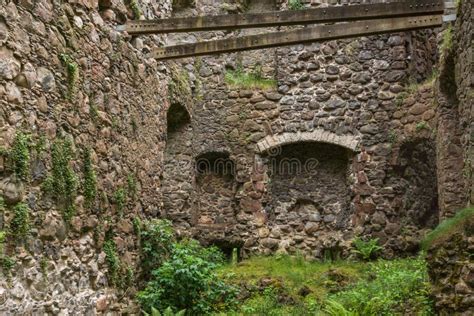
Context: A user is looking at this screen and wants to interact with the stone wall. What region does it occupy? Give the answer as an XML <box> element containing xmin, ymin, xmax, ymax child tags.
<box><xmin>162</xmin><ymin>0</ymin><xmax>441</xmax><ymax>259</ymax></box>
<box><xmin>435</xmin><ymin>0</ymin><xmax>473</xmax><ymax>218</ymax></box>
<box><xmin>426</xmin><ymin>214</ymin><xmax>474</xmax><ymax>314</ymax></box>
<box><xmin>0</xmin><ymin>0</ymin><xmax>173</xmax><ymax>313</ymax></box>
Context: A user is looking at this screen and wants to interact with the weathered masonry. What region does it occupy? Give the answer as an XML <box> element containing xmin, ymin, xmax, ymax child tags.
<box><xmin>157</xmin><ymin>0</ymin><xmax>450</xmax><ymax>258</ymax></box>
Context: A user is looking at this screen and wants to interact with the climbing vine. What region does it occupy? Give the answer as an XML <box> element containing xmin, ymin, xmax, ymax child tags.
<box><xmin>11</xmin><ymin>132</ymin><xmax>31</xmax><ymax>181</ymax></box>
<box><xmin>82</xmin><ymin>148</ymin><xmax>97</xmax><ymax>208</ymax></box>
<box><xmin>10</xmin><ymin>202</ymin><xmax>31</xmax><ymax>240</ymax></box>
<box><xmin>43</xmin><ymin>138</ymin><xmax>78</xmax><ymax>222</ymax></box>
<box><xmin>60</xmin><ymin>54</ymin><xmax>80</xmax><ymax>101</ymax></box>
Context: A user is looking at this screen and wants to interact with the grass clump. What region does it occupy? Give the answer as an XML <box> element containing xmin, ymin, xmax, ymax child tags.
<box><xmin>440</xmin><ymin>25</ymin><xmax>454</xmax><ymax>57</ymax></box>
<box><xmin>288</xmin><ymin>0</ymin><xmax>304</xmax><ymax>10</ymax></box>
<box><xmin>416</xmin><ymin>120</ymin><xmax>430</xmax><ymax>131</ymax></box>
<box><xmin>225</xmin><ymin>66</ymin><xmax>277</xmax><ymax>90</ymax></box>
<box><xmin>43</xmin><ymin>138</ymin><xmax>78</xmax><ymax>222</ymax></box>
<box><xmin>10</xmin><ymin>202</ymin><xmax>30</xmax><ymax>240</ymax></box>
<box><xmin>422</xmin><ymin>207</ymin><xmax>474</xmax><ymax>250</ymax></box>
<box><xmin>60</xmin><ymin>54</ymin><xmax>80</xmax><ymax>101</ymax></box>
<box><xmin>327</xmin><ymin>257</ymin><xmax>432</xmax><ymax>315</ymax></box>
<box><xmin>82</xmin><ymin>148</ymin><xmax>97</xmax><ymax>208</ymax></box>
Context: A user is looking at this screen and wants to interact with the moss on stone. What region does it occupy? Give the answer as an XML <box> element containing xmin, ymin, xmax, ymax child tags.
<box><xmin>422</xmin><ymin>207</ymin><xmax>474</xmax><ymax>250</ymax></box>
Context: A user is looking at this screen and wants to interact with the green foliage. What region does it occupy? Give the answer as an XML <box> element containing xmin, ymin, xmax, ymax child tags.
<box><xmin>1</xmin><ymin>255</ymin><xmax>15</xmax><ymax>275</ymax></box>
<box><xmin>139</xmin><ymin>219</ymin><xmax>175</xmax><ymax>278</ymax></box>
<box><xmin>113</xmin><ymin>187</ymin><xmax>127</xmax><ymax>215</ymax></box>
<box><xmin>169</xmin><ymin>67</ymin><xmax>192</xmax><ymax>104</ymax></box>
<box><xmin>127</xmin><ymin>0</ymin><xmax>142</xmax><ymax>19</ymax></box>
<box><xmin>288</xmin><ymin>0</ymin><xmax>304</xmax><ymax>10</ymax></box>
<box><xmin>60</xmin><ymin>54</ymin><xmax>80</xmax><ymax>101</ymax></box>
<box><xmin>225</xmin><ymin>66</ymin><xmax>277</xmax><ymax>90</ymax></box>
<box><xmin>127</xmin><ymin>173</ymin><xmax>138</xmax><ymax>199</ymax></box>
<box><xmin>388</xmin><ymin>130</ymin><xmax>398</xmax><ymax>144</ymax></box>
<box><xmin>440</xmin><ymin>25</ymin><xmax>454</xmax><ymax>57</ymax></box>
<box><xmin>351</xmin><ymin>237</ymin><xmax>383</xmax><ymax>261</ymax></box>
<box><xmin>144</xmin><ymin>307</ymin><xmax>186</xmax><ymax>316</ymax></box>
<box><xmin>137</xmin><ymin>239</ymin><xmax>236</xmax><ymax>315</ymax></box>
<box><xmin>103</xmin><ymin>239</ymin><xmax>121</xmax><ymax>287</ymax></box>
<box><xmin>43</xmin><ymin>138</ymin><xmax>78</xmax><ymax>222</ymax></box>
<box><xmin>10</xmin><ymin>202</ymin><xmax>30</xmax><ymax>240</ymax></box>
<box><xmin>11</xmin><ymin>132</ymin><xmax>31</xmax><ymax>180</ymax></box>
<box><xmin>82</xmin><ymin>148</ymin><xmax>97</xmax><ymax>207</ymax></box>
<box><xmin>422</xmin><ymin>207</ymin><xmax>474</xmax><ymax>250</ymax></box>
<box><xmin>328</xmin><ymin>257</ymin><xmax>433</xmax><ymax>315</ymax></box>
<box><xmin>416</xmin><ymin>120</ymin><xmax>430</xmax><ymax>131</ymax></box>
<box><xmin>324</xmin><ymin>299</ymin><xmax>357</xmax><ymax>316</ymax></box>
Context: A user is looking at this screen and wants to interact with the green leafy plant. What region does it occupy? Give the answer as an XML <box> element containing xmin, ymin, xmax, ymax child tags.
<box><xmin>10</xmin><ymin>202</ymin><xmax>30</xmax><ymax>240</ymax></box>
<box><xmin>82</xmin><ymin>148</ymin><xmax>97</xmax><ymax>207</ymax></box>
<box><xmin>144</xmin><ymin>307</ymin><xmax>186</xmax><ymax>316</ymax></box>
<box><xmin>324</xmin><ymin>299</ymin><xmax>357</xmax><ymax>316</ymax></box>
<box><xmin>1</xmin><ymin>255</ymin><xmax>15</xmax><ymax>275</ymax></box>
<box><xmin>60</xmin><ymin>54</ymin><xmax>80</xmax><ymax>101</ymax></box>
<box><xmin>288</xmin><ymin>0</ymin><xmax>304</xmax><ymax>10</ymax></box>
<box><xmin>43</xmin><ymin>138</ymin><xmax>78</xmax><ymax>222</ymax></box>
<box><xmin>104</xmin><ymin>239</ymin><xmax>121</xmax><ymax>286</ymax></box>
<box><xmin>416</xmin><ymin>121</ymin><xmax>430</xmax><ymax>131</ymax></box>
<box><xmin>137</xmin><ymin>239</ymin><xmax>236</xmax><ymax>315</ymax></box>
<box><xmin>139</xmin><ymin>219</ymin><xmax>175</xmax><ymax>278</ymax></box>
<box><xmin>127</xmin><ymin>0</ymin><xmax>142</xmax><ymax>19</ymax></box>
<box><xmin>351</xmin><ymin>237</ymin><xmax>383</xmax><ymax>261</ymax></box>
<box><xmin>11</xmin><ymin>132</ymin><xmax>31</xmax><ymax>180</ymax></box>
<box><xmin>113</xmin><ymin>187</ymin><xmax>127</xmax><ymax>215</ymax></box>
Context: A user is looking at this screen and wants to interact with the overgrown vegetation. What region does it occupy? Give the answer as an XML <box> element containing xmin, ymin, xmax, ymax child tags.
<box><xmin>126</xmin><ymin>0</ymin><xmax>142</xmax><ymax>19</ymax></box>
<box><xmin>440</xmin><ymin>25</ymin><xmax>454</xmax><ymax>58</ymax></box>
<box><xmin>0</xmin><ymin>230</ymin><xmax>15</xmax><ymax>275</ymax></box>
<box><xmin>225</xmin><ymin>66</ymin><xmax>277</xmax><ymax>90</ymax></box>
<box><xmin>216</xmin><ymin>255</ymin><xmax>433</xmax><ymax>315</ymax></box>
<box><xmin>127</xmin><ymin>173</ymin><xmax>138</xmax><ymax>200</ymax></box>
<box><xmin>288</xmin><ymin>0</ymin><xmax>304</xmax><ymax>10</ymax></box>
<box><xmin>60</xmin><ymin>54</ymin><xmax>80</xmax><ymax>101</ymax></box>
<box><xmin>113</xmin><ymin>187</ymin><xmax>127</xmax><ymax>216</ymax></box>
<box><xmin>9</xmin><ymin>202</ymin><xmax>31</xmax><ymax>240</ymax></box>
<box><xmin>10</xmin><ymin>132</ymin><xmax>31</xmax><ymax>181</ymax></box>
<box><xmin>82</xmin><ymin>148</ymin><xmax>97</xmax><ymax>207</ymax></box>
<box><xmin>103</xmin><ymin>239</ymin><xmax>121</xmax><ymax>286</ymax></box>
<box><xmin>351</xmin><ymin>237</ymin><xmax>383</xmax><ymax>261</ymax></box>
<box><xmin>421</xmin><ymin>207</ymin><xmax>474</xmax><ymax>250</ymax></box>
<box><xmin>43</xmin><ymin>138</ymin><xmax>78</xmax><ymax>222</ymax></box>
<box><xmin>136</xmin><ymin>219</ymin><xmax>237</xmax><ymax>315</ymax></box>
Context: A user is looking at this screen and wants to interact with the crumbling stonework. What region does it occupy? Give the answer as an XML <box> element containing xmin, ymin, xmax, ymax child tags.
<box><xmin>0</xmin><ymin>0</ymin><xmax>173</xmax><ymax>313</ymax></box>
<box><xmin>160</xmin><ymin>0</ymin><xmax>441</xmax><ymax>259</ymax></box>
<box><xmin>426</xmin><ymin>217</ymin><xmax>474</xmax><ymax>314</ymax></box>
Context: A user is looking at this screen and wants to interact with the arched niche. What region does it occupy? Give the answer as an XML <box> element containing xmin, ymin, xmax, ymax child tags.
<box><xmin>162</xmin><ymin>103</ymin><xmax>193</xmax><ymax>225</ymax></box>
<box><xmin>194</xmin><ymin>151</ymin><xmax>237</xmax><ymax>228</ymax></box>
<box><xmin>264</xmin><ymin>141</ymin><xmax>354</xmax><ymax>239</ymax></box>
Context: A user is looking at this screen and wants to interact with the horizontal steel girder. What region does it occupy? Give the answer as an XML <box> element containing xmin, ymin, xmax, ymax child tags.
<box><xmin>118</xmin><ymin>0</ymin><xmax>444</xmax><ymax>34</ymax></box>
<box><xmin>148</xmin><ymin>15</ymin><xmax>443</xmax><ymax>60</ymax></box>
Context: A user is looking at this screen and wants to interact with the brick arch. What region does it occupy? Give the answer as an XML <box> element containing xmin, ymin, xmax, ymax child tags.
<box><xmin>256</xmin><ymin>129</ymin><xmax>360</xmax><ymax>154</ymax></box>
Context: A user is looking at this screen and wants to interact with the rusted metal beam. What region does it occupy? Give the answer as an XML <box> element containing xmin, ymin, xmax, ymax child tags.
<box><xmin>118</xmin><ymin>0</ymin><xmax>444</xmax><ymax>35</ymax></box>
<box><xmin>149</xmin><ymin>15</ymin><xmax>443</xmax><ymax>60</ymax></box>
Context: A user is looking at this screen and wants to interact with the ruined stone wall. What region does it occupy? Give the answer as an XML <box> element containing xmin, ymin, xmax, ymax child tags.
<box><xmin>0</xmin><ymin>0</ymin><xmax>173</xmax><ymax>313</ymax></box>
<box><xmin>435</xmin><ymin>0</ymin><xmax>473</xmax><ymax>217</ymax></box>
<box><xmin>163</xmin><ymin>0</ymin><xmax>440</xmax><ymax>258</ymax></box>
